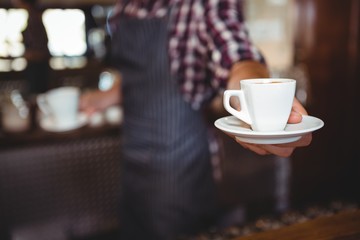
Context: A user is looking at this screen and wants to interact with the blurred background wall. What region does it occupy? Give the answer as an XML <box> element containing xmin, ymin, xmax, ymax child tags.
<box><xmin>245</xmin><ymin>0</ymin><xmax>359</xmax><ymax>208</ymax></box>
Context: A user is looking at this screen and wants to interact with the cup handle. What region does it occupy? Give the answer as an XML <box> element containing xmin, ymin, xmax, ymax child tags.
<box><xmin>36</xmin><ymin>94</ymin><xmax>52</xmax><ymax>117</ymax></box>
<box><xmin>223</xmin><ymin>90</ymin><xmax>252</xmax><ymax>125</ymax></box>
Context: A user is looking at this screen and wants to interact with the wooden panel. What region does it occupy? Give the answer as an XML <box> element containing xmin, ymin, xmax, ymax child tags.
<box><xmin>291</xmin><ymin>0</ymin><xmax>360</xmax><ymax>206</ymax></box>
<box><xmin>235</xmin><ymin>210</ymin><xmax>360</xmax><ymax>240</ymax></box>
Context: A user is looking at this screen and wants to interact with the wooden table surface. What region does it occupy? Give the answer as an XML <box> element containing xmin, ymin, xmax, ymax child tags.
<box><xmin>236</xmin><ymin>209</ymin><xmax>360</xmax><ymax>240</ymax></box>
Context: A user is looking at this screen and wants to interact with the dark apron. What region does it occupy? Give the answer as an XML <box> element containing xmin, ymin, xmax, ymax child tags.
<box><xmin>111</xmin><ymin>5</ymin><xmax>218</xmax><ymax>239</ymax></box>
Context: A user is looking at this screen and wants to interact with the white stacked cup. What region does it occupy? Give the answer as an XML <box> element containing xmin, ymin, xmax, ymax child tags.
<box><xmin>37</xmin><ymin>86</ymin><xmax>80</xmax><ymax>129</ymax></box>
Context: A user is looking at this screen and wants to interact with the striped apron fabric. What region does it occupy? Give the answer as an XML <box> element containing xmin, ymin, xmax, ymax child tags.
<box><xmin>110</xmin><ymin>5</ymin><xmax>218</xmax><ymax>240</ymax></box>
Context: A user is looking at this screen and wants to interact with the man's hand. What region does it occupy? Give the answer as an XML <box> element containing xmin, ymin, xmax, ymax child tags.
<box><xmin>79</xmin><ymin>69</ymin><xmax>122</xmax><ymax>115</ymax></box>
<box><xmin>235</xmin><ymin>98</ymin><xmax>312</xmax><ymax>157</ymax></box>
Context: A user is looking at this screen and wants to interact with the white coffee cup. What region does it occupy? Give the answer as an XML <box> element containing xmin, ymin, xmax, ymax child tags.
<box><xmin>37</xmin><ymin>86</ymin><xmax>80</xmax><ymax>128</ymax></box>
<box><xmin>223</xmin><ymin>78</ymin><xmax>296</xmax><ymax>132</ymax></box>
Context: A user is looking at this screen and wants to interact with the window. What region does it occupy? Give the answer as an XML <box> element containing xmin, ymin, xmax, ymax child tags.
<box><xmin>0</xmin><ymin>8</ymin><xmax>27</xmax><ymax>72</ymax></box>
<box><xmin>43</xmin><ymin>9</ymin><xmax>87</xmax><ymax>57</ymax></box>
<box><xmin>0</xmin><ymin>8</ymin><xmax>88</xmax><ymax>72</ymax></box>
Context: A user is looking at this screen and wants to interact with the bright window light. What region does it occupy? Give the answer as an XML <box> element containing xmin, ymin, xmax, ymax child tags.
<box><xmin>11</xmin><ymin>57</ymin><xmax>27</xmax><ymax>71</ymax></box>
<box><xmin>42</xmin><ymin>9</ymin><xmax>87</xmax><ymax>56</ymax></box>
<box><xmin>0</xmin><ymin>8</ymin><xmax>27</xmax><ymax>58</ymax></box>
<box><xmin>98</xmin><ymin>71</ymin><xmax>115</xmax><ymax>91</ymax></box>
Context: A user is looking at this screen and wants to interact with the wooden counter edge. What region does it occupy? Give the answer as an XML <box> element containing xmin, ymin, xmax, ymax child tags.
<box><xmin>235</xmin><ymin>209</ymin><xmax>360</xmax><ymax>240</ymax></box>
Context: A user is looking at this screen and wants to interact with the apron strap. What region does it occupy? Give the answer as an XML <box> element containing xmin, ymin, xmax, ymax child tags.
<box><xmin>119</xmin><ymin>0</ymin><xmax>177</xmax><ymax>29</ymax></box>
<box><xmin>120</xmin><ymin>0</ymin><xmax>131</xmax><ymax>16</ymax></box>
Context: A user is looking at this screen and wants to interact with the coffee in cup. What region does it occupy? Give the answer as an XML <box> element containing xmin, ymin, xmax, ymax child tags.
<box><xmin>223</xmin><ymin>78</ymin><xmax>296</xmax><ymax>132</ymax></box>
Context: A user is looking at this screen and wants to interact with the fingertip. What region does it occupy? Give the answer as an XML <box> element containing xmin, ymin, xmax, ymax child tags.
<box><xmin>288</xmin><ymin>111</ymin><xmax>302</xmax><ymax>123</ymax></box>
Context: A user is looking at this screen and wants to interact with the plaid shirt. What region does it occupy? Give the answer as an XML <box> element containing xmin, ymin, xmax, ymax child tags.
<box><xmin>108</xmin><ymin>0</ymin><xmax>265</xmax><ymax>109</ymax></box>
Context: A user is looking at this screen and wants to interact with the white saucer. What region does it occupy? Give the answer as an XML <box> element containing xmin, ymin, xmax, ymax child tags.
<box><xmin>39</xmin><ymin>113</ymin><xmax>88</xmax><ymax>133</ymax></box>
<box><xmin>214</xmin><ymin>115</ymin><xmax>324</xmax><ymax>144</ymax></box>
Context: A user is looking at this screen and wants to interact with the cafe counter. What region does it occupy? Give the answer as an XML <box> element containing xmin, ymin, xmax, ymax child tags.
<box><xmin>185</xmin><ymin>201</ymin><xmax>360</xmax><ymax>240</ymax></box>
<box><xmin>0</xmin><ymin>120</ymin><xmax>123</xmax><ymax>239</ymax></box>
